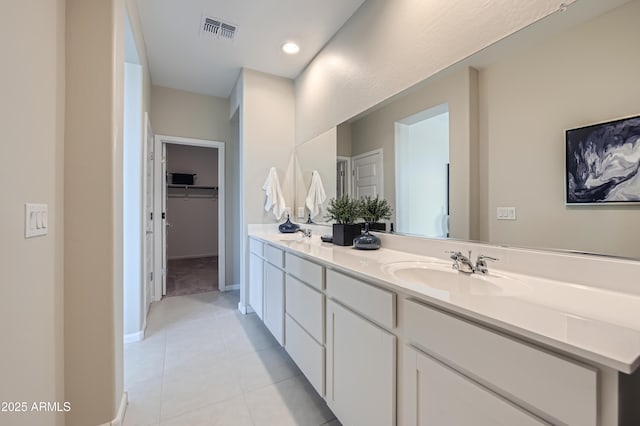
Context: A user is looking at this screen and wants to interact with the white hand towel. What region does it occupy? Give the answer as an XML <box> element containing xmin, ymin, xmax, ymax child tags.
<box><xmin>305</xmin><ymin>170</ymin><xmax>327</xmax><ymax>218</ymax></box>
<box><xmin>262</xmin><ymin>167</ymin><xmax>287</xmax><ymax>220</ymax></box>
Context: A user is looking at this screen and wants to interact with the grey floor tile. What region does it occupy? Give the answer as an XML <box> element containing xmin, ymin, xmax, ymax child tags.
<box><xmin>124</xmin><ymin>289</ymin><xmax>336</xmax><ymax>426</ymax></box>
<box><xmin>245</xmin><ymin>375</ymin><xmax>334</xmax><ymax>426</ymax></box>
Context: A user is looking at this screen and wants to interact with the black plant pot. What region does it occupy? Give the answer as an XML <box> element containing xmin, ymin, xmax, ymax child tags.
<box><xmin>332</xmin><ymin>223</ymin><xmax>362</xmax><ymax>246</ymax></box>
<box><xmin>359</xmin><ymin>222</ymin><xmax>386</xmax><ymax>232</ymax></box>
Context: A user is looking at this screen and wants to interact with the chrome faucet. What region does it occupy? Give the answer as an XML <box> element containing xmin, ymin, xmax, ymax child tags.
<box><xmin>447</xmin><ymin>251</ymin><xmax>475</xmax><ymax>274</ymax></box>
<box><xmin>475</xmin><ymin>254</ymin><xmax>499</xmax><ymax>274</ymax></box>
<box><xmin>297</xmin><ymin>228</ymin><xmax>312</xmax><ymax>238</ymax></box>
<box><xmin>447</xmin><ymin>251</ymin><xmax>499</xmax><ymax>274</ymax></box>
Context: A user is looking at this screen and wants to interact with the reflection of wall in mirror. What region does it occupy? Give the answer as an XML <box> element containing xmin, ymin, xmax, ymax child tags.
<box><xmin>337</xmin><ymin>0</ymin><xmax>640</xmax><ymax>258</ymax></box>
<box><xmin>479</xmin><ymin>0</ymin><xmax>640</xmax><ymax>258</ymax></box>
<box><xmin>396</xmin><ymin>108</ymin><xmax>450</xmax><ymax>238</ymax></box>
<box><xmin>345</xmin><ymin>68</ymin><xmax>479</xmax><ymax>241</ymax></box>
<box><xmin>294</xmin><ymin>128</ymin><xmax>337</xmax><ymax>221</ymax></box>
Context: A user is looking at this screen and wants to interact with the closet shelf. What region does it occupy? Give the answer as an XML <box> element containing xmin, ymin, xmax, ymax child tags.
<box><xmin>167</xmin><ymin>184</ymin><xmax>218</xmax><ymax>190</ymax></box>
<box><xmin>167</xmin><ymin>184</ymin><xmax>218</xmax><ymax>200</ymax></box>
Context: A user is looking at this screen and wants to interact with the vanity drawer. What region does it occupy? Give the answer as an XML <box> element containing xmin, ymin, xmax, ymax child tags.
<box><xmin>286</xmin><ymin>253</ymin><xmax>323</xmax><ymax>290</ymax></box>
<box><xmin>404</xmin><ymin>299</ymin><xmax>597</xmax><ymax>426</ymax></box>
<box><xmin>285</xmin><ymin>274</ymin><xmax>324</xmax><ymax>342</ymax></box>
<box><xmin>326</xmin><ymin>269</ymin><xmax>396</xmax><ymax>330</ymax></box>
<box><xmin>264</xmin><ymin>244</ymin><xmax>284</xmax><ymax>268</ymax></box>
<box><xmin>249</xmin><ymin>238</ymin><xmax>263</xmax><ymax>256</ymax></box>
<box><xmin>285</xmin><ymin>314</ymin><xmax>324</xmax><ymax>396</ymax></box>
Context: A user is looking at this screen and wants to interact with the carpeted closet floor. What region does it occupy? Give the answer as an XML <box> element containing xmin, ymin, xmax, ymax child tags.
<box><xmin>166</xmin><ymin>256</ymin><xmax>218</xmax><ymax>297</ymax></box>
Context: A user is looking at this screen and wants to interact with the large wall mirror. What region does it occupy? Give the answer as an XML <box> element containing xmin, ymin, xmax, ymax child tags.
<box><xmin>294</xmin><ymin>0</ymin><xmax>640</xmax><ymax>259</ymax></box>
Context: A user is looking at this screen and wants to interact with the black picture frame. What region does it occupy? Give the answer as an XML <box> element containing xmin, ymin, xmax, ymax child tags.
<box><xmin>565</xmin><ymin>115</ymin><xmax>640</xmax><ymax>204</ymax></box>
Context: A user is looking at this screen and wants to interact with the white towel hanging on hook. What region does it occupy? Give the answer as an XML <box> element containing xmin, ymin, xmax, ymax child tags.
<box><xmin>262</xmin><ymin>167</ymin><xmax>287</xmax><ymax>220</ymax></box>
<box><xmin>305</xmin><ymin>170</ymin><xmax>327</xmax><ymax>219</ymax></box>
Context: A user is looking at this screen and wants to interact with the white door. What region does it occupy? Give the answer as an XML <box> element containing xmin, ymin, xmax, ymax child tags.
<box><xmin>326</xmin><ymin>300</ymin><xmax>396</xmax><ymax>426</ymax></box>
<box><xmin>142</xmin><ymin>114</ymin><xmax>154</xmax><ymax>308</ymax></box>
<box><xmin>352</xmin><ymin>149</ymin><xmax>383</xmax><ymax>198</ymax></box>
<box><xmin>161</xmin><ymin>143</ymin><xmax>168</xmax><ymax>297</ymax></box>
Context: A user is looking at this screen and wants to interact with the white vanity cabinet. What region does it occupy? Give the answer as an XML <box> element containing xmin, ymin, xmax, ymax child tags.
<box><xmin>247</xmin><ymin>234</ymin><xmax>640</xmax><ymax>426</ymax></box>
<box><xmin>403</xmin><ymin>298</ymin><xmax>598</xmax><ymax>426</ymax></box>
<box><xmin>404</xmin><ymin>346</ymin><xmax>547</xmax><ymax>426</ymax></box>
<box><xmin>284</xmin><ymin>253</ymin><xmax>325</xmax><ymax>396</ymax></box>
<box><xmin>326</xmin><ymin>270</ymin><xmax>396</xmax><ymax>426</ymax></box>
<box><xmin>262</xmin><ymin>245</ymin><xmax>285</xmax><ymax>345</ymax></box>
<box><xmin>248</xmin><ymin>239</ymin><xmax>264</xmax><ymax>319</ymax></box>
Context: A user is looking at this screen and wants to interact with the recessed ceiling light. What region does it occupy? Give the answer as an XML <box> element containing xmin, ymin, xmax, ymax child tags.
<box><xmin>282</xmin><ymin>42</ymin><xmax>300</xmax><ymax>55</ymax></box>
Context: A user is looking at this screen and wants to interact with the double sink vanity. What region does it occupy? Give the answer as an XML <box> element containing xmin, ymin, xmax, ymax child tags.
<box><xmin>247</xmin><ymin>226</ymin><xmax>640</xmax><ymax>426</ymax></box>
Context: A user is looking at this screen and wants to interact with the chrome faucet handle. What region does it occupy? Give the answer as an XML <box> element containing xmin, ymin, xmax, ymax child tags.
<box><xmin>298</xmin><ymin>228</ymin><xmax>312</xmax><ymax>238</ymax></box>
<box><xmin>445</xmin><ymin>250</ymin><xmax>474</xmax><ymax>274</ymax></box>
<box><xmin>475</xmin><ymin>254</ymin><xmax>499</xmax><ymax>274</ymax></box>
<box><xmin>445</xmin><ymin>250</ymin><xmax>461</xmax><ymax>259</ymax></box>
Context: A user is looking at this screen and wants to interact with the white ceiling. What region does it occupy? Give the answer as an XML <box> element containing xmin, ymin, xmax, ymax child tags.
<box><xmin>136</xmin><ymin>0</ymin><xmax>366</xmax><ymax>98</ymax></box>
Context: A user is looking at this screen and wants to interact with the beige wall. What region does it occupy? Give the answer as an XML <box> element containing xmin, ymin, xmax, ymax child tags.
<box><xmin>166</xmin><ymin>145</ymin><xmax>219</xmax><ymax>259</ymax></box>
<box><xmin>240</xmin><ymin>69</ymin><xmax>295</xmax><ymax>226</ymax></box>
<box><xmin>238</xmin><ymin>69</ymin><xmax>295</xmax><ymax>309</ymax></box>
<box><xmin>126</xmin><ymin>0</ymin><xmax>151</xmax><ymax>115</ymax></box>
<box><xmin>350</xmin><ymin>68</ymin><xmax>479</xmax><ymax>240</ymax></box>
<box><xmin>479</xmin><ymin>0</ymin><xmax>640</xmax><ymax>258</ymax></box>
<box><xmin>294</xmin><ymin>0</ymin><xmax>574</xmax><ymax>145</ymax></box>
<box><xmin>0</xmin><ymin>2</ymin><xmax>65</xmax><ymax>425</ymax></box>
<box><xmin>151</xmin><ymin>85</ymin><xmax>231</xmax><ymax>142</ymax></box>
<box><xmin>65</xmin><ymin>0</ymin><xmax>129</xmax><ymax>423</ymax></box>
<box><xmin>336</xmin><ymin>123</ymin><xmax>353</xmax><ymax>157</ymax></box>
<box><xmin>150</xmin><ymin>85</ymin><xmax>241</xmax><ymax>286</ymax></box>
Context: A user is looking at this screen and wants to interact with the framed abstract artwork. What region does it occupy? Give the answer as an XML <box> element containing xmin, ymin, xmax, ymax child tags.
<box><xmin>565</xmin><ymin>115</ymin><xmax>640</xmax><ymax>204</ymax></box>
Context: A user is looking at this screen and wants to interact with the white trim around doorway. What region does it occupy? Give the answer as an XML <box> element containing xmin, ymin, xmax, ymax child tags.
<box><xmin>153</xmin><ymin>135</ymin><xmax>226</xmax><ymax>300</ymax></box>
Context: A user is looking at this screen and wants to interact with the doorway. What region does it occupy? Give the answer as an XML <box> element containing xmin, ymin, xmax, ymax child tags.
<box><xmin>154</xmin><ymin>136</ymin><xmax>226</xmax><ymax>300</ymax></box>
<box><xmin>395</xmin><ymin>103</ymin><xmax>450</xmax><ymax>238</ymax></box>
<box><xmin>336</xmin><ymin>156</ymin><xmax>351</xmax><ymax>198</ymax></box>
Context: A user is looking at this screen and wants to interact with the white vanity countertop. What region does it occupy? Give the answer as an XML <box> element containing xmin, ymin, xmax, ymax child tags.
<box><xmin>249</xmin><ymin>232</ymin><xmax>640</xmax><ymax>374</ymax></box>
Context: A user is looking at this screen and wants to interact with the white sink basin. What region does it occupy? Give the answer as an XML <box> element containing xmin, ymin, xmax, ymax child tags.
<box><xmin>381</xmin><ymin>261</ymin><xmax>529</xmax><ymax>296</ymax></box>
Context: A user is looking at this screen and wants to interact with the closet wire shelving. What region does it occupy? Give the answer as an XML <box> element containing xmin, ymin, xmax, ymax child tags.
<box><xmin>167</xmin><ymin>184</ymin><xmax>218</xmax><ymax>200</ymax></box>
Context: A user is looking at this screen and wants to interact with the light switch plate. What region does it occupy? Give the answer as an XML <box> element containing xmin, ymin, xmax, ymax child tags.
<box><xmin>497</xmin><ymin>207</ymin><xmax>517</xmax><ymax>220</ymax></box>
<box><xmin>25</xmin><ymin>203</ymin><xmax>48</xmax><ymax>238</ymax></box>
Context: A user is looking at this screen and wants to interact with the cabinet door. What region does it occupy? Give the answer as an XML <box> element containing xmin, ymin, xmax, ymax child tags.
<box><xmin>326</xmin><ymin>300</ymin><xmax>396</xmax><ymax>426</ymax></box>
<box><xmin>263</xmin><ymin>262</ymin><xmax>284</xmax><ymax>345</ymax></box>
<box><xmin>249</xmin><ymin>253</ymin><xmax>263</xmax><ymax>319</ymax></box>
<box><xmin>403</xmin><ymin>346</ymin><xmax>548</xmax><ymax>426</ymax></box>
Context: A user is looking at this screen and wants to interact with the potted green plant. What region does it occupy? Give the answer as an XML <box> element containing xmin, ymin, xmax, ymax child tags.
<box><xmin>325</xmin><ymin>195</ymin><xmax>363</xmax><ymax>246</ymax></box>
<box><xmin>359</xmin><ymin>195</ymin><xmax>392</xmax><ymax>231</ymax></box>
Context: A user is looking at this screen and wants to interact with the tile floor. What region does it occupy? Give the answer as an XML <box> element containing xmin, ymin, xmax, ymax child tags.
<box><xmin>123</xmin><ymin>290</ymin><xmax>340</xmax><ymax>426</ymax></box>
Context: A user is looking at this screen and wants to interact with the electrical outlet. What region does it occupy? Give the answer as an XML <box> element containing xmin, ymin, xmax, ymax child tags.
<box><xmin>297</xmin><ymin>207</ymin><xmax>305</xmax><ymax>218</ymax></box>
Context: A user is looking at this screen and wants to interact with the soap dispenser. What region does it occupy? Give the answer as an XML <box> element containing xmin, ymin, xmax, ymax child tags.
<box><xmin>278</xmin><ymin>214</ymin><xmax>300</xmax><ymax>233</ymax></box>
<box><xmin>353</xmin><ymin>223</ymin><xmax>381</xmax><ymax>250</ymax></box>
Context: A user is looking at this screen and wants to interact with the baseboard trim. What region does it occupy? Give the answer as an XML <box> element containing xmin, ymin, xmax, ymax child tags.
<box><xmin>123</xmin><ymin>324</ymin><xmax>145</xmax><ymax>344</ymax></box>
<box><xmin>237</xmin><ymin>303</ymin><xmax>255</xmax><ymax>315</ymax></box>
<box><xmin>167</xmin><ymin>253</ymin><xmax>218</xmax><ymax>260</ymax></box>
<box><xmin>99</xmin><ymin>391</ymin><xmax>127</xmax><ymax>426</ymax></box>
<box><xmin>223</xmin><ymin>284</ymin><xmax>240</xmax><ymax>291</ymax></box>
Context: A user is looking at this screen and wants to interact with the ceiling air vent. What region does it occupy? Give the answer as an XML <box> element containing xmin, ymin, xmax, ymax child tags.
<box><xmin>201</xmin><ymin>16</ymin><xmax>237</xmax><ymax>41</ymax></box>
